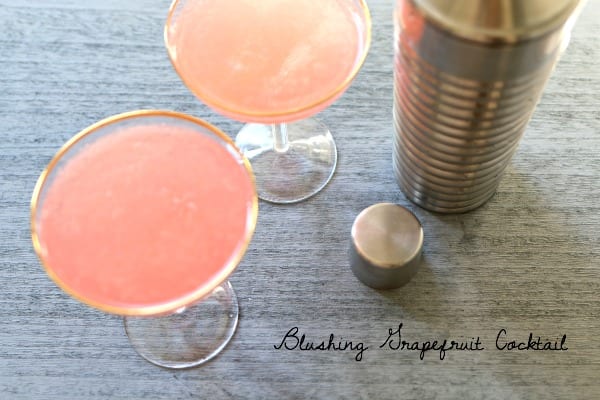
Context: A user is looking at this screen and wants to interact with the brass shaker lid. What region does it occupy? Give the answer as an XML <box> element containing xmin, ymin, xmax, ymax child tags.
<box><xmin>350</xmin><ymin>203</ymin><xmax>423</xmax><ymax>289</ymax></box>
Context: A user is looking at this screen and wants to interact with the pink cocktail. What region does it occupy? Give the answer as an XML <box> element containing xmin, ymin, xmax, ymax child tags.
<box><xmin>31</xmin><ymin>110</ymin><xmax>258</xmax><ymax>368</ymax></box>
<box><xmin>166</xmin><ymin>0</ymin><xmax>371</xmax><ymax>203</ymax></box>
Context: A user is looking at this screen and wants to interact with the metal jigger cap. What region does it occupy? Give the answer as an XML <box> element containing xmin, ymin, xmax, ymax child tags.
<box><xmin>350</xmin><ymin>203</ymin><xmax>423</xmax><ymax>289</ymax></box>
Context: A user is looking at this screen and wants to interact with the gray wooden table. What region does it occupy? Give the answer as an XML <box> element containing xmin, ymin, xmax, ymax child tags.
<box><xmin>1</xmin><ymin>1</ymin><xmax>599</xmax><ymax>399</ymax></box>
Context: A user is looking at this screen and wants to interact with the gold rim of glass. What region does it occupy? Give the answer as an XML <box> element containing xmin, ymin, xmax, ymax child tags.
<box><xmin>30</xmin><ymin>109</ymin><xmax>259</xmax><ymax>317</ymax></box>
<box><xmin>164</xmin><ymin>0</ymin><xmax>372</xmax><ymax>122</ymax></box>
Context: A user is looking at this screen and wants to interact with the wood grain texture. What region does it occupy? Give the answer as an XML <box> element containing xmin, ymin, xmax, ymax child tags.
<box><xmin>1</xmin><ymin>0</ymin><xmax>599</xmax><ymax>399</ymax></box>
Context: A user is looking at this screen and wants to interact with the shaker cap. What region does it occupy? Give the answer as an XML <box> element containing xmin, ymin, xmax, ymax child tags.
<box><xmin>350</xmin><ymin>203</ymin><xmax>423</xmax><ymax>289</ymax></box>
<box><xmin>411</xmin><ymin>0</ymin><xmax>584</xmax><ymax>43</ymax></box>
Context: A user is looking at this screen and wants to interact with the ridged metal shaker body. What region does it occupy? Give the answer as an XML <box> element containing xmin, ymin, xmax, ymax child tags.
<box><xmin>393</xmin><ymin>0</ymin><xmax>584</xmax><ymax>213</ymax></box>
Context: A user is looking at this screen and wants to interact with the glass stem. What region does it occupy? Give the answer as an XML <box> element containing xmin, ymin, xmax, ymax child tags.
<box><xmin>272</xmin><ymin>123</ymin><xmax>290</xmax><ymax>153</ymax></box>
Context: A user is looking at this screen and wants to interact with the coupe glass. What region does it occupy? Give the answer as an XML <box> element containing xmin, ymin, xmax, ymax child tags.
<box><xmin>165</xmin><ymin>0</ymin><xmax>371</xmax><ymax>203</ymax></box>
<box><xmin>31</xmin><ymin>110</ymin><xmax>258</xmax><ymax>369</ymax></box>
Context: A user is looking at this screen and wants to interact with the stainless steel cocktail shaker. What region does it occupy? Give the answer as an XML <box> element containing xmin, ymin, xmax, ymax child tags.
<box><xmin>393</xmin><ymin>0</ymin><xmax>585</xmax><ymax>213</ymax></box>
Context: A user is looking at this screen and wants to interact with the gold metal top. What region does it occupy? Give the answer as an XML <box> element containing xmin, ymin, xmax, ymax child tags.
<box><xmin>30</xmin><ymin>110</ymin><xmax>259</xmax><ymax>317</ymax></box>
<box><xmin>164</xmin><ymin>0</ymin><xmax>372</xmax><ymax>123</ymax></box>
<box><xmin>412</xmin><ymin>0</ymin><xmax>585</xmax><ymax>43</ymax></box>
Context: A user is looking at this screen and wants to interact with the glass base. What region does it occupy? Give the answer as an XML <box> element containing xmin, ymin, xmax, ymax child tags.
<box><xmin>123</xmin><ymin>281</ymin><xmax>239</xmax><ymax>369</ymax></box>
<box><xmin>235</xmin><ymin>118</ymin><xmax>337</xmax><ymax>204</ymax></box>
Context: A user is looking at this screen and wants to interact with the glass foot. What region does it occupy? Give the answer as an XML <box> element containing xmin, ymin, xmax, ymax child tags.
<box><xmin>123</xmin><ymin>281</ymin><xmax>238</xmax><ymax>369</ymax></box>
<box><xmin>235</xmin><ymin>118</ymin><xmax>337</xmax><ymax>204</ymax></box>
